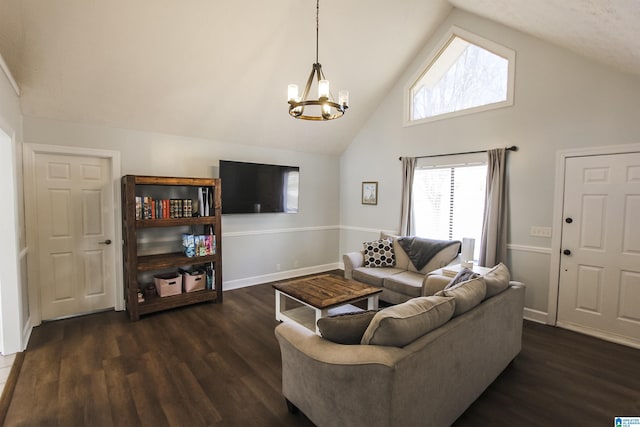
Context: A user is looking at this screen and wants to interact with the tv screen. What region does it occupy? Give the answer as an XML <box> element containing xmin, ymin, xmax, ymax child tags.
<box><xmin>220</xmin><ymin>160</ymin><xmax>299</xmax><ymax>214</ymax></box>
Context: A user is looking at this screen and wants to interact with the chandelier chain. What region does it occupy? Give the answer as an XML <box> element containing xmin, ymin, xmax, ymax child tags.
<box><xmin>315</xmin><ymin>0</ymin><xmax>319</xmax><ymax>64</ymax></box>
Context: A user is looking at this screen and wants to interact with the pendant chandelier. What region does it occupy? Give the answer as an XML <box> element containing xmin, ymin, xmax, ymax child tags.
<box><xmin>287</xmin><ymin>0</ymin><xmax>349</xmax><ymax>121</ymax></box>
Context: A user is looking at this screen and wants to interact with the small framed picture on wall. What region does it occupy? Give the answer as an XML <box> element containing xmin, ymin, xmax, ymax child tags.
<box><xmin>362</xmin><ymin>181</ymin><xmax>378</xmax><ymax>205</ymax></box>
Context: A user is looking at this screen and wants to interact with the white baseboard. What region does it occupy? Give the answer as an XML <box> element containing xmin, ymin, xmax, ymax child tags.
<box><xmin>223</xmin><ymin>263</ymin><xmax>341</xmax><ymax>291</ymax></box>
<box><xmin>556</xmin><ymin>321</ymin><xmax>640</xmax><ymax>349</ymax></box>
<box><xmin>523</xmin><ymin>307</ymin><xmax>548</xmax><ymax>324</ymax></box>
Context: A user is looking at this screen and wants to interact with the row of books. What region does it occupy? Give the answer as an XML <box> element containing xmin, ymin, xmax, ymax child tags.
<box><xmin>135</xmin><ymin>197</ymin><xmax>194</xmax><ymax>220</ymax></box>
<box><xmin>182</xmin><ymin>233</ymin><xmax>216</xmax><ymax>257</ymax></box>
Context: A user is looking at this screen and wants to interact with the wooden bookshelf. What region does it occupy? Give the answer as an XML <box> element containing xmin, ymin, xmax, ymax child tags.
<box><xmin>121</xmin><ymin>175</ymin><xmax>223</xmax><ymax>321</ymax></box>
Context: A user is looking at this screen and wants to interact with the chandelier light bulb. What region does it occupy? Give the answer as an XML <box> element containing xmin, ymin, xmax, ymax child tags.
<box><xmin>338</xmin><ymin>90</ymin><xmax>349</xmax><ymax>108</ymax></box>
<box><xmin>322</xmin><ymin>102</ymin><xmax>331</xmax><ymax>118</ymax></box>
<box><xmin>318</xmin><ymin>80</ymin><xmax>330</xmax><ymax>99</ymax></box>
<box><xmin>288</xmin><ymin>84</ymin><xmax>299</xmax><ymax>102</ymax></box>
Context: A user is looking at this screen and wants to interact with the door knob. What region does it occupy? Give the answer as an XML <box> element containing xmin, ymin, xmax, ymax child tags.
<box><xmin>100</xmin><ymin>239</ymin><xmax>112</xmax><ymax>245</ymax></box>
<box><xmin>563</xmin><ymin>249</ymin><xmax>571</xmax><ymax>256</ymax></box>
<box><xmin>565</xmin><ymin>218</ymin><xmax>573</xmax><ymax>223</ymax></box>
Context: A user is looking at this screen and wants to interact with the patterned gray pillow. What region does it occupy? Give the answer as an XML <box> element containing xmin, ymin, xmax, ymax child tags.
<box><xmin>363</xmin><ymin>239</ymin><xmax>396</xmax><ymax>268</ymax></box>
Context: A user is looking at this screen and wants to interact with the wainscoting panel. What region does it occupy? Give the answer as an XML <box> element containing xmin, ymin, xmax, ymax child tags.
<box><xmin>507</xmin><ymin>244</ymin><xmax>552</xmax><ymax>322</ymax></box>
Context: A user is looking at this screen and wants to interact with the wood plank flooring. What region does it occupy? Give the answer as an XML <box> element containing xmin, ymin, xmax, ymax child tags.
<box><xmin>6</xmin><ymin>275</ymin><xmax>640</xmax><ymax>426</ymax></box>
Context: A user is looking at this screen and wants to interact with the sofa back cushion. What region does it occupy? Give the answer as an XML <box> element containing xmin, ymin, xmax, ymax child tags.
<box><xmin>361</xmin><ymin>296</ymin><xmax>455</xmax><ymax>347</ymax></box>
<box><xmin>437</xmin><ymin>277</ymin><xmax>486</xmax><ymax>316</ymax></box>
<box><xmin>483</xmin><ymin>262</ymin><xmax>511</xmax><ymax>299</ymax></box>
<box><xmin>380</xmin><ymin>232</ymin><xmax>410</xmax><ymax>270</ymax></box>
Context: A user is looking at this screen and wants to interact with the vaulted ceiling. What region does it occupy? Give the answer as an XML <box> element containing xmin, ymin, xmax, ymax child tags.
<box><xmin>1</xmin><ymin>0</ymin><xmax>638</xmax><ymax>155</ymax></box>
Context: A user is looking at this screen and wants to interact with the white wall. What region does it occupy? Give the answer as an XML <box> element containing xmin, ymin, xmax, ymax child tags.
<box><xmin>23</xmin><ymin>116</ymin><xmax>341</xmax><ymax>290</ymax></box>
<box><xmin>339</xmin><ymin>9</ymin><xmax>640</xmax><ymax>318</ymax></box>
<box><xmin>0</xmin><ymin>56</ymin><xmax>27</xmax><ymax>354</ymax></box>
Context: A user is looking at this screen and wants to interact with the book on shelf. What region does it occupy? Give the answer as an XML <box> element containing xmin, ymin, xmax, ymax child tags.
<box><xmin>183</xmin><ymin>233</ymin><xmax>215</xmax><ymax>257</ymax></box>
<box><xmin>206</xmin><ymin>265</ymin><xmax>214</xmax><ymax>289</ymax></box>
<box><xmin>135</xmin><ymin>197</ymin><xmax>142</xmax><ymax>220</ymax></box>
<box><xmin>136</xmin><ymin>197</ymin><xmax>197</xmax><ymax>220</ymax></box>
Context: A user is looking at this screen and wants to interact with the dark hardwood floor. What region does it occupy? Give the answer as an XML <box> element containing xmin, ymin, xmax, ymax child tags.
<box><xmin>6</xmin><ymin>274</ymin><xmax>640</xmax><ymax>426</ymax></box>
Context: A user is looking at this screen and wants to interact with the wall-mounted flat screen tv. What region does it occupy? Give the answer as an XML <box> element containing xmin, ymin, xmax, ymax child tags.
<box><xmin>220</xmin><ymin>160</ymin><xmax>299</xmax><ymax>214</ymax></box>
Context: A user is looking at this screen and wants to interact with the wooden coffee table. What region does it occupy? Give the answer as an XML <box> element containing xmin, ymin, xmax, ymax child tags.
<box><xmin>273</xmin><ymin>274</ymin><xmax>382</xmax><ymax>334</ymax></box>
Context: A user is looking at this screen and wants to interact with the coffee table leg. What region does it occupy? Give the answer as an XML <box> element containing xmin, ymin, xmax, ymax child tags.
<box><xmin>368</xmin><ymin>294</ymin><xmax>379</xmax><ymax>310</ymax></box>
<box><xmin>315</xmin><ymin>308</ymin><xmax>330</xmax><ymax>335</ymax></box>
<box><xmin>275</xmin><ymin>290</ymin><xmax>283</xmax><ymax>321</ymax></box>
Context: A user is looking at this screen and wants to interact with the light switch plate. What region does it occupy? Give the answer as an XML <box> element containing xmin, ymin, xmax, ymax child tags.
<box><xmin>530</xmin><ymin>226</ymin><xmax>552</xmax><ymax>238</ymax></box>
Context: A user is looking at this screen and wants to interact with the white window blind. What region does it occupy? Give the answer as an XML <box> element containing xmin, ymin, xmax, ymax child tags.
<box><xmin>412</xmin><ymin>153</ymin><xmax>487</xmax><ymax>257</ymax></box>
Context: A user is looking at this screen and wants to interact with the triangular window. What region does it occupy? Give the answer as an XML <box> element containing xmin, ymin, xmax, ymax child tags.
<box><xmin>407</xmin><ymin>28</ymin><xmax>515</xmax><ymax>124</ymax></box>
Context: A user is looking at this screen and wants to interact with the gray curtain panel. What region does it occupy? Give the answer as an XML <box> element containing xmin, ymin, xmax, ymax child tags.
<box><xmin>400</xmin><ymin>157</ymin><xmax>416</xmax><ymax>236</ymax></box>
<box><xmin>479</xmin><ymin>148</ymin><xmax>508</xmax><ymax>267</ymax></box>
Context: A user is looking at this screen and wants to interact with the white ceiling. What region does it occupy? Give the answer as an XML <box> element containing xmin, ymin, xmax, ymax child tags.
<box><xmin>0</xmin><ymin>0</ymin><xmax>638</xmax><ymax>155</ymax></box>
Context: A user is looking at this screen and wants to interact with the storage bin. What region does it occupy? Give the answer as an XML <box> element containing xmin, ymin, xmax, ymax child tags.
<box><xmin>183</xmin><ymin>271</ymin><xmax>205</xmax><ymax>292</ymax></box>
<box><xmin>154</xmin><ymin>273</ymin><xmax>183</xmax><ymax>297</ymax></box>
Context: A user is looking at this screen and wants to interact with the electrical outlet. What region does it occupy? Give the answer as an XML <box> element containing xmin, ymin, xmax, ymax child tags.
<box><xmin>530</xmin><ymin>226</ymin><xmax>552</xmax><ymax>238</ymax></box>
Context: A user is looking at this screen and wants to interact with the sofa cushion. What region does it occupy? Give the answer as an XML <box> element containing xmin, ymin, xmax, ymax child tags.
<box><xmin>483</xmin><ymin>262</ymin><xmax>511</xmax><ymax>299</ymax></box>
<box><xmin>404</xmin><ymin>240</ymin><xmax>462</xmax><ymax>274</ymax></box>
<box><xmin>363</xmin><ymin>239</ymin><xmax>396</xmax><ymax>268</ymax></box>
<box><xmin>380</xmin><ymin>232</ymin><xmax>410</xmax><ymax>270</ymax></box>
<box><xmin>381</xmin><ymin>271</ymin><xmax>425</xmax><ymax>298</ymax></box>
<box><xmin>317</xmin><ymin>310</ymin><xmax>378</xmax><ymax>345</ymax></box>
<box><xmin>437</xmin><ymin>277</ymin><xmax>486</xmax><ymax>316</ymax></box>
<box><xmin>361</xmin><ymin>296</ymin><xmax>455</xmax><ymax>347</ymax></box>
<box><xmin>353</xmin><ymin>267</ymin><xmax>404</xmax><ymax>287</ymax></box>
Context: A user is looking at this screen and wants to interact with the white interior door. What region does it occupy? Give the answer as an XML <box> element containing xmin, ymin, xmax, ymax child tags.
<box><xmin>34</xmin><ymin>153</ymin><xmax>116</xmax><ymax>320</ymax></box>
<box><xmin>558</xmin><ymin>152</ymin><xmax>640</xmax><ymax>347</ymax></box>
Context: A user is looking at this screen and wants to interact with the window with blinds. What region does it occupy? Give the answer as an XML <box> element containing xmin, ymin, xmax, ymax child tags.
<box><xmin>412</xmin><ymin>155</ymin><xmax>487</xmax><ymax>257</ymax></box>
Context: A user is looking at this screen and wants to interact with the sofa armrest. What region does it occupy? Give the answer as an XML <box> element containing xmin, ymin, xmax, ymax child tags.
<box><xmin>275</xmin><ymin>321</ymin><xmax>410</xmax><ymax>426</ymax></box>
<box><xmin>343</xmin><ymin>251</ymin><xmax>364</xmax><ymax>279</ymax></box>
<box><xmin>422</xmin><ymin>274</ymin><xmax>450</xmax><ymax>296</ymax></box>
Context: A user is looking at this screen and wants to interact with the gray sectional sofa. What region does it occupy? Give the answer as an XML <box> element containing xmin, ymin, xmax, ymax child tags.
<box><xmin>275</xmin><ymin>271</ymin><xmax>525</xmax><ymax>427</ymax></box>
<box><xmin>343</xmin><ymin>232</ymin><xmax>462</xmax><ymax>304</ymax></box>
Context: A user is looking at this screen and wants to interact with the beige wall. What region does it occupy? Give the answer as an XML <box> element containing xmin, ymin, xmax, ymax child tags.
<box><xmin>339</xmin><ymin>9</ymin><xmax>640</xmax><ymax>318</ymax></box>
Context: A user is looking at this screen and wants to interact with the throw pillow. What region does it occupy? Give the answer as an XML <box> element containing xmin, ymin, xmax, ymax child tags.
<box><xmin>445</xmin><ymin>268</ymin><xmax>479</xmax><ymax>289</ymax></box>
<box><xmin>483</xmin><ymin>262</ymin><xmax>511</xmax><ymax>299</ymax></box>
<box><xmin>317</xmin><ymin>310</ymin><xmax>378</xmax><ymax>345</ymax></box>
<box><xmin>361</xmin><ymin>296</ymin><xmax>455</xmax><ymax>347</ymax></box>
<box><xmin>436</xmin><ymin>277</ymin><xmax>486</xmax><ymax>316</ymax></box>
<box><xmin>363</xmin><ymin>239</ymin><xmax>396</xmax><ymax>268</ymax></box>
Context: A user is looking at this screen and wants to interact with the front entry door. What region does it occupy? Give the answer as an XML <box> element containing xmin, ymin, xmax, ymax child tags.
<box><xmin>557</xmin><ymin>152</ymin><xmax>640</xmax><ymax>347</ymax></box>
<box><xmin>34</xmin><ymin>153</ymin><xmax>116</xmax><ymax>320</ymax></box>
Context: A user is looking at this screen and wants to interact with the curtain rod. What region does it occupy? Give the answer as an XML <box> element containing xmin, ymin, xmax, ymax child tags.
<box><xmin>398</xmin><ymin>145</ymin><xmax>518</xmax><ymax>161</ymax></box>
